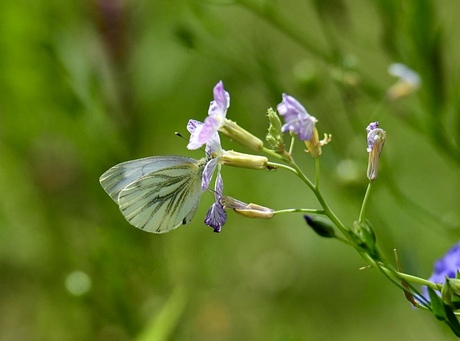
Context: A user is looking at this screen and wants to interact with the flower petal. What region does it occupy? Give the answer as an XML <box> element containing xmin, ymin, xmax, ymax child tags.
<box><xmin>204</xmin><ymin>202</ymin><xmax>227</xmax><ymax>233</ymax></box>
<box><xmin>202</xmin><ymin>158</ymin><xmax>218</xmax><ymax>191</ymax></box>
<box><xmin>277</xmin><ymin>94</ymin><xmax>316</xmax><ymax>141</ymax></box>
<box><xmin>187</xmin><ymin>119</ymin><xmax>202</xmax><ymax>134</ymax></box>
<box><xmin>209</xmin><ymin>80</ymin><xmax>230</xmax><ymax>117</ymax></box>
<box><xmin>187</xmin><ymin>120</ymin><xmax>205</xmax><ymax>150</ymax></box>
<box><xmin>196</xmin><ymin>115</ymin><xmax>221</xmax><ymax>148</ymax></box>
<box><xmin>204</xmin><ymin>173</ymin><xmax>227</xmax><ymax>232</ymax></box>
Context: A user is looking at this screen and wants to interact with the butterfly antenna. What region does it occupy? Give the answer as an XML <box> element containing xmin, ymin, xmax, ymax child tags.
<box><xmin>175</xmin><ymin>131</ymin><xmax>207</xmax><ymax>154</ymax></box>
<box><xmin>175</xmin><ymin>132</ymin><xmax>187</xmax><ymax>140</ymax></box>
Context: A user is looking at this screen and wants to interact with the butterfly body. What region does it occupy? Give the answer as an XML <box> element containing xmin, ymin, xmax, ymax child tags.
<box><xmin>100</xmin><ymin>156</ymin><xmax>208</xmax><ymax>233</ymax></box>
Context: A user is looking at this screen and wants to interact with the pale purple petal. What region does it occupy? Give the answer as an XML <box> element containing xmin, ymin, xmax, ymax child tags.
<box><xmin>187</xmin><ymin>81</ymin><xmax>230</xmax><ymax>150</ymax></box>
<box><xmin>187</xmin><ymin>119</ymin><xmax>202</xmax><ymax>134</ymax></box>
<box><xmin>296</xmin><ymin>116</ymin><xmax>317</xmax><ymax>141</ymax></box>
<box><xmin>205</xmin><ymin>132</ymin><xmax>222</xmax><ymax>157</ymax></box>
<box><xmin>366</xmin><ymin>122</ymin><xmax>385</xmax><ymax>153</ymax></box>
<box><xmin>204</xmin><ymin>202</ymin><xmax>227</xmax><ymax>233</ymax></box>
<box><xmin>208</xmin><ymin>81</ymin><xmax>230</xmax><ymax>117</ymax></box>
<box><xmin>366</xmin><ymin>121</ymin><xmax>379</xmax><ymax>134</ymax></box>
<box><xmin>187</xmin><ymin>120</ymin><xmax>204</xmax><ymax>150</ymax></box>
<box><xmin>277</xmin><ymin>94</ymin><xmax>307</xmax><ymax>122</ymax></box>
<box><xmin>277</xmin><ymin>94</ymin><xmax>316</xmax><ymax>141</ymax></box>
<box><xmin>204</xmin><ymin>173</ymin><xmax>227</xmax><ymax>232</ymax></box>
<box><xmin>202</xmin><ymin>158</ymin><xmax>218</xmax><ymax>190</ymax></box>
<box><xmin>194</xmin><ymin>115</ymin><xmax>221</xmax><ymax>148</ymax></box>
<box><xmin>214</xmin><ymin>172</ymin><xmax>224</xmax><ymax>198</ymax></box>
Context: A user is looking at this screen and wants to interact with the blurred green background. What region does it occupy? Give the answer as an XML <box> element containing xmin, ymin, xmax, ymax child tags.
<box><xmin>1</xmin><ymin>0</ymin><xmax>460</xmax><ymax>340</ymax></box>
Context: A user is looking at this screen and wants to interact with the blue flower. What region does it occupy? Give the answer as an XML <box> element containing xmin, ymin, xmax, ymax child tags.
<box><xmin>204</xmin><ymin>173</ymin><xmax>227</xmax><ymax>232</ymax></box>
<box><xmin>428</xmin><ymin>241</ymin><xmax>460</xmax><ymax>285</ymax></box>
<box><xmin>187</xmin><ymin>81</ymin><xmax>230</xmax><ymax>150</ymax></box>
<box><xmin>277</xmin><ymin>94</ymin><xmax>317</xmax><ymax>141</ymax></box>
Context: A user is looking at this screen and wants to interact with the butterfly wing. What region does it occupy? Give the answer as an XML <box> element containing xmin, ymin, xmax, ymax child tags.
<box><xmin>99</xmin><ymin>156</ymin><xmax>198</xmax><ymax>202</ymax></box>
<box><xmin>117</xmin><ymin>158</ymin><xmax>206</xmax><ymax>233</ymax></box>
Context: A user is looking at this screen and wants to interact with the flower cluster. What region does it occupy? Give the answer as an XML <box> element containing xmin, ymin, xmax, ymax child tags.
<box><xmin>186</xmin><ymin>81</ymin><xmax>269</xmax><ymax>232</ymax></box>
<box><xmin>187</xmin><ymin>81</ymin><xmax>334</xmax><ymax>232</ymax></box>
<box><xmin>186</xmin><ymin>81</ymin><xmax>343</xmax><ymax>232</ymax></box>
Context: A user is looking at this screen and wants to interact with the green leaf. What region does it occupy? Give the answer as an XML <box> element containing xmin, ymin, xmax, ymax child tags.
<box><xmin>444</xmin><ymin>304</ymin><xmax>460</xmax><ymax>337</ymax></box>
<box><xmin>427</xmin><ymin>287</ymin><xmax>447</xmax><ymax>321</ymax></box>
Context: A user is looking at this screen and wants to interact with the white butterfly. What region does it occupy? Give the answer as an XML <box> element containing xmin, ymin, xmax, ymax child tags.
<box><xmin>100</xmin><ymin>156</ymin><xmax>209</xmax><ymax>233</ymax></box>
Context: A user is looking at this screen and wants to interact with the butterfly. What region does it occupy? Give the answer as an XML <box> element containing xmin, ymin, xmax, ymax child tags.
<box><xmin>99</xmin><ymin>156</ymin><xmax>209</xmax><ymax>233</ymax></box>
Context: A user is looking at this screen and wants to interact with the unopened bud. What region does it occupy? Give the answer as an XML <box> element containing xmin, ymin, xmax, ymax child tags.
<box><xmin>219</xmin><ymin>119</ymin><xmax>264</xmax><ymax>151</ymax></box>
<box><xmin>366</xmin><ymin>122</ymin><xmax>386</xmax><ymax>181</ymax></box>
<box><xmin>266</xmin><ymin>108</ymin><xmax>285</xmax><ymax>152</ymax></box>
<box><xmin>220</xmin><ymin>150</ymin><xmax>268</xmax><ymax>170</ymax></box>
<box><xmin>304</xmin><ymin>215</ymin><xmax>335</xmax><ymax>238</ymax></box>
<box><xmin>446</xmin><ymin>278</ymin><xmax>460</xmax><ymax>297</ymax></box>
<box><xmin>221</xmin><ymin>196</ymin><xmax>274</xmax><ymax>219</ymax></box>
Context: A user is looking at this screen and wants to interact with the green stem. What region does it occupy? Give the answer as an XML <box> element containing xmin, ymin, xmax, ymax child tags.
<box><xmin>264</xmin><ymin>147</ymin><xmax>430</xmax><ymax>296</ymax></box>
<box><xmin>358</xmin><ymin>182</ymin><xmax>373</xmax><ymax>223</ymax></box>
<box><xmin>360</xmin><ymin>252</ymin><xmax>440</xmax><ymax>290</ymax></box>
<box><xmin>319</xmin><ymin>196</ymin><xmax>349</xmax><ymax>238</ymax></box>
<box><xmin>390</xmin><ymin>270</ymin><xmax>440</xmax><ymax>290</ymax></box>
<box><xmin>315</xmin><ymin>157</ymin><xmax>320</xmax><ymax>189</ymax></box>
<box><xmin>262</xmin><ymin>147</ymin><xmax>291</xmax><ymax>163</ymax></box>
<box><xmin>262</xmin><ymin>140</ymin><xmax>437</xmax><ymax>312</ymax></box>
<box><xmin>266</xmin><ymin>161</ymin><xmax>296</xmax><ymax>174</ymax></box>
<box><xmin>288</xmin><ymin>136</ymin><xmax>295</xmax><ymax>155</ymax></box>
<box><xmin>287</xmin><ymin>159</ymin><xmax>316</xmax><ymax>192</ymax></box>
<box><xmin>262</xmin><ymin>147</ymin><xmax>315</xmax><ymax>192</ymax></box>
<box><xmin>273</xmin><ymin>208</ymin><xmax>325</xmax><ymax>215</ymax></box>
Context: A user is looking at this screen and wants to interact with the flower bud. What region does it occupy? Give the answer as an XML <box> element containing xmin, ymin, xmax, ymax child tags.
<box><xmin>221</xmin><ymin>196</ymin><xmax>274</xmax><ymax>219</ymax></box>
<box><xmin>266</xmin><ymin>107</ymin><xmax>285</xmax><ymax>152</ymax></box>
<box><xmin>446</xmin><ymin>278</ymin><xmax>460</xmax><ymax>297</ymax></box>
<box><xmin>366</xmin><ymin>122</ymin><xmax>386</xmax><ymax>181</ymax></box>
<box><xmin>352</xmin><ymin>220</ymin><xmax>379</xmax><ymax>259</ymax></box>
<box><xmin>219</xmin><ymin>119</ymin><xmax>264</xmax><ymax>151</ymax></box>
<box><xmin>442</xmin><ymin>279</ymin><xmax>453</xmax><ymax>306</ymax></box>
<box><xmin>304</xmin><ymin>215</ymin><xmax>335</xmax><ymax>238</ymax></box>
<box><xmin>220</xmin><ymin>150</ymin><xmax>268</xmax><ymax>170</ymax></box>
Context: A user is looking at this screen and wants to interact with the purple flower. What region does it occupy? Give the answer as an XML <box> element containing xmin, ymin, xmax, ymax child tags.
<box><xmin>204</xmin><ymin>173</ymin><xmax>227</xmax><ymax>232</ymax></box>
<box><xmin>428</xmin><ymin>241</ymin><xmax>460</xmax><ymax>285</ymax></box>
<box><xmin>277</xmin><ymin>94</ymin><xmax>317</xmax><ymax>141</ymax></box>
<box><xmin>187</xmin><ymin>119</ymin><xmax>222</xmax><ymax>191</ymax></box>
<box><xmin>366</xmin><ymin>122</ymin><xmax>379</xmax><ymax>135</ymax></box>
<box><xmin>187</xmin><ymin>119</ymin><xmax>227</xmax><ymax>232</ymax></box>
<box><xmin>187</xmin><ymin>81</ymin><xmax>230</xmax><ymax>150</ymax></box>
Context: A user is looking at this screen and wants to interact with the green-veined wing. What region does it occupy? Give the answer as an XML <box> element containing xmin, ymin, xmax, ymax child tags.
<box><xmin>100</xmin><ymin>156</ymin><xmax>207</xmax><ymax>233</ymax></box>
